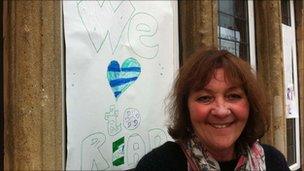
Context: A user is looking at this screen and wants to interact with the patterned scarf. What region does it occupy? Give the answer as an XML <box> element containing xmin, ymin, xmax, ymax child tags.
<box><xmin>179</xmin><ymin>137</ymin><xmax>266</xmax><ymax>171</ymax></box>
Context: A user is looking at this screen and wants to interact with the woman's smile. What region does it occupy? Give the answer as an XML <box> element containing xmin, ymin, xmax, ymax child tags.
<box><xmin>209</xmin><ymin>122</ymin><xmax>233</xmax><ymax>129</ymax></box>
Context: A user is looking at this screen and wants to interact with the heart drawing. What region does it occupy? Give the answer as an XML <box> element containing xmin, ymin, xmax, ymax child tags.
<box><xmin>107</xmin><ymin>58</ymin><xmax>141</xmax><ymax>100</ymax></box>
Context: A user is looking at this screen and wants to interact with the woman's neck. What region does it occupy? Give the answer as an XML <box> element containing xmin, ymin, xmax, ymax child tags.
<box><xmin>206</xmin><ymin>146</ymin><xmax>235</xmax><ymax>161</ymax></box>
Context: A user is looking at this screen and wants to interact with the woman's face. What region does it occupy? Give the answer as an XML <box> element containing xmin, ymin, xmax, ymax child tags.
<box><xmin>188</xmin><ymin>68</ymin><xmax>249</xmax><ymax>158</ymax></box>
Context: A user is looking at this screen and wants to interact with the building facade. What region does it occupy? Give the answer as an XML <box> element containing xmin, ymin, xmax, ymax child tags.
<box><xmin>3</xmin><ymin>0</ymin><xmax>304</xmax><ymax>170</ymax></box>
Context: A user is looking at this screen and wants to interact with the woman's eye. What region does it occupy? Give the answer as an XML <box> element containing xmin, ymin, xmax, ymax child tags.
<box><xmin>226</xmin><ymin>93</ymin><xmax>242</xmax><ymax>101</ymax></box>
<box><xmin>196</xmin><ymin>96</ymin><xmax>213</xmax><ymax>103</ymax></box>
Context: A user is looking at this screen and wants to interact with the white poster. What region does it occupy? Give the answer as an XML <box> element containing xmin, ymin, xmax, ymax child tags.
<box><xmin>282</xmin><ymin>24</ymin><xmax>299</xmax><ymax>119</ymax></box>
<box><xmin>63</xmin><ymin>1</ymin><xmax>179</xmax><ymax>170</ymax></box>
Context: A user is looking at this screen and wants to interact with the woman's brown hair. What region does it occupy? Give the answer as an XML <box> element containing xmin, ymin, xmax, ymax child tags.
<box><xmin>167</xmin><ymin>47</ymin><xmax>268</xmax><ymax>146</ymax></box>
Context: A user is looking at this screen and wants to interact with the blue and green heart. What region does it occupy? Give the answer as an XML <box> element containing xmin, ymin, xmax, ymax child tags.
<box><xmin>107</xmin><ymin>58</ymin><xmax>141</xmax><ymax>100</ymax></box>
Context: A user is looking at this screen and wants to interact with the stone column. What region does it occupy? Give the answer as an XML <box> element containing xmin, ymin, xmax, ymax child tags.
<box><xmin>294</xmin><ymin>0</ymin><xmax>304</xmax><ymax>168</ymax></box>
<box><xmin>3</xmin><ymin>1</ymin><xmax>63</xmax><ymax>170</ymax></box>
<box><xmin>254</xmin><ymin>1</ymin><xmax>287</xmax><ymax>155</ymax></box>
<box><xmin>178</xmin><ymin>1</ymin><xmax>218</xmax><ymax>62</ymax></box>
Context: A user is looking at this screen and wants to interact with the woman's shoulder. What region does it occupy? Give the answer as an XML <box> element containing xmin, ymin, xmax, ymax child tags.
<box><xmin>135</xmin><ymin>141</ymin><xmax>187</xmax><ymax>171</ymax></box>
<box><xmin>261</xmin><ymin>144</ymin><xmax>290</xmax><ymax>171</ymax></box>
<box><xmin>139</xmin><ymin>141</ymin><xmax>184</xmax><ymax>160</ymax></box>
<box><xmin>261</xmin><ymin>143</ymin><xmax>287</xmax><ymax>161</ymax></box>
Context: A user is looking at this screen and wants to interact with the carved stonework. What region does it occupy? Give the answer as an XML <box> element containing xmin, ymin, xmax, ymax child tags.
<box><xmin>178</xmin><ymin>1</ymin><xmax>218</xmax><ymax>63</ymax></box>
<box><xmin>4</xmin><ymin>1</ymin><xmax>62</xmax><ymax>170</ymax></box>
<box><xmin>294</xmin><ymin>0</ymin><xmax>304</xmax><ymax>168</ymax></box>
<box><xmin>254</xmin><ymin>1</ymin><xmax>287</xmax><ymax>156</ymax></box>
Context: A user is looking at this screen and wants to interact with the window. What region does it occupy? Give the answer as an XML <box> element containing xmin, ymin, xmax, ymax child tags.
<box><xmin>286</xmin><ymin>119</ymin><xmax>296</xmax><ymax>165</ymax></box>
<box><xmin>281</xmin><ymin>0</ymin><xmax>291</xmax><ymax>26</ymax></box>
<box><xmin>218</xmin><ymin>0</ymin><xmax>251</xmax><ymax>63</ymax></box>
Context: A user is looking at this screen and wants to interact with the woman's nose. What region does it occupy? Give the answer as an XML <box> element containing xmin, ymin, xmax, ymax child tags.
<box><xmin>211</xmin><ymin>106</ymin><xmax>231</xmax><ymax>115</ymax></box>
<box><xmin>210</xmin><ymin>100</ymin><xmax>231</xmax><ymax>116</ymax></box>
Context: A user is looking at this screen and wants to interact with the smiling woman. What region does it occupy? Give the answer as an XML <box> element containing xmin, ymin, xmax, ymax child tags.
<box><xmin>135</xmin><ymin>48</ymin><xmax>290</xmax><ymax>171</ymax></box>
<box><xmin>187</xmin><ymin>68</ymin><xmax>249</xmax><ymax>162</ymax></box>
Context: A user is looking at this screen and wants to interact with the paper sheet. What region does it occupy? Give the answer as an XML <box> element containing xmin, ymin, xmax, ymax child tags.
<box><xmin>282</xmin><ymin>24</ymin><xmax>299</xmax><ymax>119</ymax></box>
<box><xmin>63</xmin><ymin>1</ymin><xmax>179</xmax><ymax>170</ymax></box>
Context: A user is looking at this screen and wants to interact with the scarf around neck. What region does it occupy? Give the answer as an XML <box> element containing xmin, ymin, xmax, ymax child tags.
<box><xmin>179</xmin><ymin>137</ymin><xmax>266</xmax><ymax>171</ymax></box>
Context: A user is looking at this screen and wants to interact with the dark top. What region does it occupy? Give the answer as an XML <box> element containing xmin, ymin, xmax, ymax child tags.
<box><xmin>219</xmin><ymin>159</ymin><xmax>237</xmax><ymax>171</ymax></box>
<box><xmin>135</xmin><ymin>141</ymin><xmax>290</xmax><ymax>171</ymax></box>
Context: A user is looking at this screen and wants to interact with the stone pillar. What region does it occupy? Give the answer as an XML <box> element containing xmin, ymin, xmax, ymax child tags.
<box><xmin>254</xmin><ymin>1</ymin><xmax>287</xmax><ymax>155</ymax></box>
<box><xmin>3</xmin><ymin>1</ymin><xmax>63</xmax><ymax>170</ymax></box>
<box><xmin>294</xmin><ymin>0</ymin><xmax>304</xmax><ymax>168</ymax></box>
<box><xmin>179</xmin><ymin>1</ymin><xmax>218</xmax><ymax>62</ymax></box>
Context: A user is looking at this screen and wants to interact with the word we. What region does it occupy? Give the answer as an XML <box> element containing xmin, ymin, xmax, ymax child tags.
<box><xmin>77</xmin><ymin>0</ymin><xmax>159</xmax><ymax>59</ymax></box>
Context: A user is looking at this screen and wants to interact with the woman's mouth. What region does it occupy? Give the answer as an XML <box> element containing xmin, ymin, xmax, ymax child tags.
<box><xmin>209</xmin><ymin>122</ymin><xmax>233</xmax><ymax>129</ymax></box>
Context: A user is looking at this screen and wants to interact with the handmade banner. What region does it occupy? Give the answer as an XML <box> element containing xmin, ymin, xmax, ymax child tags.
<box><xmin>63</xmin><ymin>1</ymin><xmax>179</xmax><ymax>170</ymax></box>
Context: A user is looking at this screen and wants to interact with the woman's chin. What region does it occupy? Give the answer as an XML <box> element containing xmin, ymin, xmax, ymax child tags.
<box><xmin>206</xmin><ymin>138</ymin><xmax>235</xmax><ymax>152</ymax></box>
